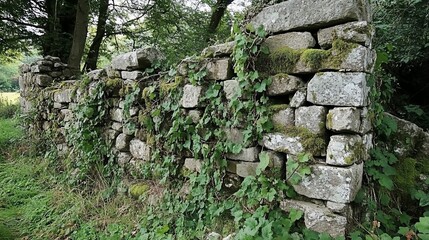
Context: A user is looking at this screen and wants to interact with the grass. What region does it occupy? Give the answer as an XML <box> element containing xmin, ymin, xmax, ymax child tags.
<box><xmin>0</xmin><ymin>115</ymin><xmax>144</xmax><ymax>239</ymax></box>
<box><xmin>0</xmin><ymin>92</ymin><xmax>20</xmax><ymax>104</ymax></box>
<box><xmin>0</xmin><ymin>92</ymin><xmax>20</xmax><ymax>118</ymax></box>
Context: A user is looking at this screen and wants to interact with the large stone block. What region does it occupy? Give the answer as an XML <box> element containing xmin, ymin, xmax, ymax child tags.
<box><xmin>263</xmin><ymin>32</ymin><xmax>316</xmax><ymax>52</ymax></box>
<box><xmin>87</xmin><ymin>69</ymin><xmax>106</xmax><ymax>80</ymax></box>
<box><xmin>262</xmin><ymin>133</ymin><xmax>304</xmax><ymax>155</ymax></box>
<box><xmin>130</xmin><ymin>139</ymin><xmax>151</xmax><ymax>161</ymax></box>
<box><xmin>202</xmin><ymin>41</ymin><xmax>234</xmax><ymax>57</ymax></box>
<box><xmin>53</xmin><ymin>89</ymin><xmax>73</xmax><ymax>103</ymax></box>
<box><xmin>272</xmin><ymin>108</ymin><xmax>295</xmax><ymax>129</ymax></box>
<box><xmin>206</xmin><ymin>58</ymin><xmax>233</xmax><ymax>80</ymax></box>
<box><xmin>184</xmin><ymin>158</ymin><xmax>202</xmax><ymax>172</ymax></box>
<box><xmin>250</xmin><ymin>0</ymin><xmax>369</xmax><ymax>34</ymax></box>
<box><xmin>115</xmin><ymin>133</ymin><xmax>131</xmax><ymax>151</ymax></box>
<box><xmin>292</xmin><ymin>163</ymin><xmax>363</xmax><ymax>203</ymax></box>
<box><xmin>226</xmin><ymin>147</ymin><xmax>260</xmax><ymax>162</ymax></box>
<box><xmin>223</xmin><ymin>80</ymin><xmax>241</xmax><ymax>100</ymax></box>
<box><xmin>35</xmin><ymin>74</ymin><xmax>53</xmax><ymax>87</ymax></box>
<box><xmin>31</xmin><ymin>64</ymin><xmax>51</xmax><ymax>73</ymax></box>
<box><xmin>227</xmin><ymin>153</ymin><xmax>283</xmax><ymax>178</ymax></box>
<box><xmin>110</xmin><ymin>108</ymin><xmax>123</xmax><ymax>122</ymax></box>
<box><xmin>326</xmin><ymin>107</ymin><xmax>361</xmax><ymax>133</ymax></box>
<box><xmin>295</xmin><ymin>106</ymin><xmax>327</xmax><ymax>135</ymax></box>
<box><xmin>111</xmin><ymin>47</ymin><xmax>164</xmax><ymax>70</ymax></box>
<box><xmin>121</xmin><ymin>70</ymin><xmax>143</xmax><ymax>80</ymax></box>
<box><xmin>289</xmin><ymin>89</ymin><xmax>307</xmax><ymax>108</ymax></box>
<box><xmin>280</xmin><ymin>199</ymin><xmax>347</xmax><ymax>237</ymax></box>
<box><xmin>326</xmin><ymin>135</ymin><xmax>364</xmax><ymax>166</ymax></box>
<box><xmin>318</xmin><ymin>21</ymin><xmax>374</xmax><ymax>49</ymax></box>
<box><xmin>180</xmin><ymin>84</ymin><xmax>203</xmax><ymax>108</ymax></box>
<box><xmin>267</xmin><ymin>74</ymin><xmax>304</xmax><ymax>96</ymax></box>
<box><xmin>118</xmin><ymin>152</ymin><xmax>132</xmax><ymax>166</ymax></box>
<box><xmin>307</xmin><ymin>72</ymin><xmax>369</xmax><ymax>107</ymax></box>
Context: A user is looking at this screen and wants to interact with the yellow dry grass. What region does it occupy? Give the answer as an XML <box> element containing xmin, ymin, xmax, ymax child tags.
<box><xmin>0</xmin><ymin>92</ymin><xmax>20</xmax><ymax>104</ymax></box>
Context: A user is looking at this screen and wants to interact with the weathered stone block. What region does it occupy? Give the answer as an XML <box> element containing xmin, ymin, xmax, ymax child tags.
<box><xmin>121</xmin><ymin>70</ymin><xmax>143</xmax><ymax>80</ymax></box>
<box><xmin>49</xmin><ymin>71</ymin><xmax>62</xmax><ymax>78</ymax></box>
<box><xmin>206</xmin><ymin>58</ymin><xmax>233</xmax><ymax>80</ymax></box>
<box><xmin>262</xmin><ymin>133</ymin><xmax>304</xmax><ymax>155</ymax></box>
<box><xmin>251</xmin><ymin>0</ymin><xmax>369</xmax><ymax>34</ymax></box>
<box><xmin>115</xmin><ymin>133</ymin><xmax>131</xmax><ymax>151</ymax></box>
<box><xmin>359</xmin><ymin>107</ymin><xmax>372</xmax><ymax>134</ymax></box>
<box><xmin>292</xmin><ymin>163</ymin><xmax>363</xmax><ymax>203</ymax></box>
<box><xmin>118</xmin><ymin>152</ymin><xmax>132</xmax><ymax>166</ymax></box>
<box><xmin>130</xmin><ymin>139</ymin><xmax>151</xmax><ymax>161</ymax></box>
<box><xmin>272</xmin><ymin>108</ymin><xmax>295</xmax><ymax>129</ymax></box>
<box><xmin>35</xmin><ymin>74</ymin><xmax>53</xmax><ymax>87</ymax></box>
<box><xmin>111</xmin><ymin>122</ymin><xmax>122</xmax><ymax>131</ymax></box>
<box><xmin>188</xmin><ymin>110</ymin><xmax>202</xmax><ymax>123</ymax></box>
<box><xmin>87</xmin><ymin>69</ymin><xmax>106</xmax><ymax>80</ymax></box>
<box><xmin>111</xmin><ymin>47</ymin><xmax>164</xmax><ymax>70</ymax></box>
<box><xmin>263</xmin><ymin>32</ymin><xmax>316</xmax><ymax>52</ymax></box>
<box><xmin>223</xmin><ymin>80</ymin><xmax>241</xmax><ymax>100</ymax></box>
<box><xmin>280</xmin><ymin>199</ymin><xmax>347</xmax><ymax>237</ymax></box>
<box><xmin>267</xmin><ymin>74</ymin><xmax>304</xmax><ymax>96</ymax></box>
<box><xmin>307</xmin><ymin>72</ymin><xmax>369</xmax><ymax>107</ymax></box>
<box><xmin>53</xmin><ymin>89</ymin><xmax>72</xmax><ymax>103</ymax></box>
<box><xmin>225</xmin><ymin>128</ymin><xmax>244</xmax><ymax>145</ymax></box>
<box><xmin>227</xmin><ymin>156</ymin><xmax>283</xmax><ymax>178</ymax></box>
<box><xmin>201</xmin><ymin>41</ymin><xmax>234</xmax><ymax>57</ymax></box>
<box><xmin>327</xmin><ymin>107</ymin><xmax>361</xmax><ymax>133</ymax></box>
<box><xmin>326</xmin><ymin>201</ymin><xmax>350</xmax><ymax>214</ymax></box>
<box><xmin>106</xmin><ymin>65</ymin><xmax>121</xmax><ymax>78</ymax></box>
<box><xmin>289</xmin><ymin>88</ymin><xmax>307</xmax><ymax>108</ymax></box>
<box><xmin>180</xmin><ymin>84</ymin><xmax>203</xmax><ymax>108</ymax></box>
<box><xmin>31</xmin><ymin>64</ymin><xmax>51</xmax><ymax>73</ymax></box>
<box><xmin>60</xmin><ymin>109</ymin><xmax>73</xmax><ymax>122</ymax></box>
<box><xmin>184</xmin><ymin>158</ymin><xmax>202</xmax><ymax>172</ymax></box>
<box><xmin>110</xmin><ymin>108</ymin><xmax>123</xmax><ymax>122</ymax></box>
<box><xmin>318</xmin><ymin>21</ymin><xmax>374</xmax><ymax>49</ymax></box>
<box><xmin>295</xmin><ymin>106</ymin><xmax>327</xmax><ymax>135</ymax></box>
<box><xmin>226</xmin><ymin>147</ymin><xmax>260</xmax><ymax>162</ymax></box>
<box><xmin>326</xmin><ymin>135</ymin><xmax>363</xmax><ymax>166</ymax></box>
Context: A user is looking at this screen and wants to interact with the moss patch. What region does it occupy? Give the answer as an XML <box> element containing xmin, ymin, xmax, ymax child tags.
<box><xmin>393</xmin><ymin>158</ymin><xmax>418</xmax><ymax>194</ymax></box>
<box><xmin>257</xmin><ymin>40</ymin><xmax>358</xmax><ymax>74</ymax></box>
<box><xmin>129</xmin><ymin>183</ymin><xmax>149</xmax><ymax>199</ymax></box>
<box><xmin>277</xmin><ymin>126</ymin><xmax>326</xmax><ymax>154</ymax></box>
<box><xmin>269</xmin><ymin>104</ymin><xmax>289</xmax><ymax>113</ymax></box>
<box><xmin>160</xmin><ymin>76</ymin><xmax>184</xmax><ymax>95</ymax></box>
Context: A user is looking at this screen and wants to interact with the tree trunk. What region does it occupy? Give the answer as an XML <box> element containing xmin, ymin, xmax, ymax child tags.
<box><xmin>68</xmin><ymin>0</ymin><xmax>90</xmax><ymax>72</ymax></box>
<box><xmin>83</xmin><ymin>0</ymin><xmax>109</xmax><ymax>72</ymax></box>
<box><xmin>207</xmin><ymin>0</ymin><xmax>233</xmax><ymax>41</ymax></box>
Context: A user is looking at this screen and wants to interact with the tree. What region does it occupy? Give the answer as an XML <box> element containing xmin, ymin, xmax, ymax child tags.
<box><xmin>207</xmin><ymin>0</ymin><xmax>234</xmax><ymax>42</ymax></box>
<box><xmin>68</xmin><ymin>0</ymin><xmax>89</xmax><ymax>71</ymax></box>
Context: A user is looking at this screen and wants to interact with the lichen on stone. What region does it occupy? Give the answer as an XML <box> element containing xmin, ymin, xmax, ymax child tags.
<box><xmin>276</xmin><ymin>126</ymin><xmax>326</xmax><ymax>154</ymax></box>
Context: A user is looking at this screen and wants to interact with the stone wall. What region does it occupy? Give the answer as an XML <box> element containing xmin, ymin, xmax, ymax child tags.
<box><xmin>19</xmin><ymin>0</ymin><xmax>375</xmax><ymax>237</ymax></box>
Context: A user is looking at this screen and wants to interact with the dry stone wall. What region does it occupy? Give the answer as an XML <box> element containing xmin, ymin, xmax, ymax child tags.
<box><xmin>19</xmin><ymin>0</ymin><xmax>375</xmax><ymax>237</ymax></box>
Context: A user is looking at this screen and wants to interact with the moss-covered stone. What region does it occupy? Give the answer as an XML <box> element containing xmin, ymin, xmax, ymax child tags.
<box><xmin>159</xmin><ymin>76</ymin><xmax>184</xmax><ymax>94</ymax></box>
<box><xmin>257</xmin><ymin>39</ymin><xmax>359</xmax><ymax>74</ymax></box>
<box><xmin>393</xmin><ymin>158</ymin><xmax>418</xmax><ymax>194</ymax></box>
<box><xmin>276</xmin><ymin>126</ymin><xmax>326</xmax><ymax>154</ymax></box>
<box><xmin>269</xmin><ymin>104</ymin><xmax>290</xmax><ymax>113</ymax></box>
<box><xmin>129</xmin><ymin>182</ymin><xmax>149</xmax><ymax>199</ymax></box>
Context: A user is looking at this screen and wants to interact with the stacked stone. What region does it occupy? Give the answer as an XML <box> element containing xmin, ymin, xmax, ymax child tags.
<box><xmin>19</xmin><ymin>0</ymin><xmax>375</xmax><ymax>237</ymax></box>
<box><xmin>249</xmin><ymin>0</ymin><xmax>375</xmax><ymax>237</ymax></box>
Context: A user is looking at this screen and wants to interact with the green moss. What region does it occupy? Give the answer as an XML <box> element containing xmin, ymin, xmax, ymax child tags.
<box><xmin>393</xmin><ymin>158</ymin><xmax>418</xmax><ymax>194</ymax></box>
<box><xmin>326</xmin><ymin>112</ymin><xmax>333</xmax><ymax>129</ymax></box>
<box><xmin>326</xmin><ymin>39</ymin><xmax>359</xmax><ymax>68</ymax></box>
<box><xmin>105</xmin><ymin>78</ymin><xmax>122</xmax><ymax>89</ymax></box>
<box><xmin>129</xmin><ymin>183</ymin><xmax>149</xmax><ymax>199</ymax></box>
<box><xmin>268</xmin><ymin>104</ymin><xmax>289</xmax><ymax>113</ymax></box>
<box><xmin>278</xmin><ymin>126</ymin><xmax>326</xmax><ymax>154</ymax></box>
<box><xmin>160</xmin><ymin>76</ymin><xmax>183</xmax><ymax>94</ymax></box>
<box><xmin>257</xmin><ymin>47</ymin><xmax>303</xmax><ymax>74</ymax></box>
<box><xmin>344</xmin><ymin>141</ymin><xmax>366</xmax><ymax>165</ymax></box>
<box><xmin>301</xmin><ymin>49</ymin><xmax>330</xmax><ymax>69</ymax></box>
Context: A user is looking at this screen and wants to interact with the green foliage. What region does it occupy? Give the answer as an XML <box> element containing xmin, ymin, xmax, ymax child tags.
<box><xmin>0</xmin><ymin>96</ymin><xmax>19</xmax><ymax>119</ymax></box>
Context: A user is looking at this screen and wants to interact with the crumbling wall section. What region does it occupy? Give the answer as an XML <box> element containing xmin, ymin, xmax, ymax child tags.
<box><xmin>19</xmin><ymin>0</ymin><xmax>375</xmax><ymax>237</ymax></box>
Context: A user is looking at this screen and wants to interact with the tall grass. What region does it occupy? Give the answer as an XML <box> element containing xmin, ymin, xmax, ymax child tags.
<box><xmin>0</xmin><ymin>93</ymin><xmax>19</xmax><ymax>118</ymax></box>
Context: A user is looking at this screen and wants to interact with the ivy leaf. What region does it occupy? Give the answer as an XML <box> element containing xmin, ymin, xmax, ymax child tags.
<box><xmin>256</xmin><ymin>152</ymin><xmax>270</xmax><ymax>175</ymax></box>
<box><xmin>261</xmin><ymin>222</ymin><xmax>273</xmax><ymax>240</ymax></box>
<box><xmin>416</xmin><ymin>217</ymin><xmax>429</xmax><ymax>234</ymax></box>
<box><xmin>378</xmin><ymin>176</ymin><xmax>394</xmax><ymax>190</ymax></box>
<box><xmin>288</xmin><ymin>208</ymin><xmax>303</xmax><ymax>223</ymax></box>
